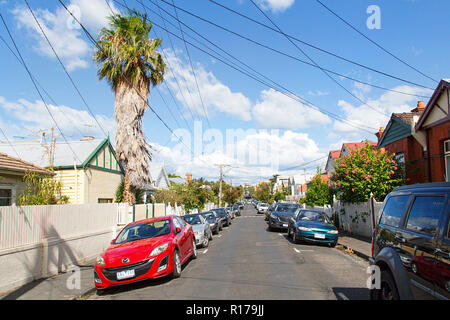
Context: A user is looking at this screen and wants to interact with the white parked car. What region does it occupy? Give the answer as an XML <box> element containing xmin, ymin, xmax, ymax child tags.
<box><xmin>256</xmin><ymin>202</ymin><xmax>269</xmax><ymax>214</ymax></box>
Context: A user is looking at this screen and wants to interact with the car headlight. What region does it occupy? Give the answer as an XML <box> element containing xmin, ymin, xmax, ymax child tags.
<box><xmin>328</xmin><ymin>230</ymin><xmax>338</xmax><ymax>234</ymax></box>
<box><xmin>298</xmin><ymin>226</ymin><xmax>311</xmax><ymax>231</ymax></box>
<box><xmin>149</xmin><ymin>242</ymin><xmax>170</xmax><ymax>257</ymax></box>
<box><xmin>95</xmin><ymin>255</ymin><xmax>106</xmax><ymax>266</ymax></box>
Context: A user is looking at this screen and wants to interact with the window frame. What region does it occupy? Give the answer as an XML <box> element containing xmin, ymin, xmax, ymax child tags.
<box><xmin>0</xmin><ymin>185</ymin><xmax>16</xmax><ymax>206</ymax></box>
<box><xmin>403</xmin><ymin>193</ymin><xmax>446</xmax><ymax>237</ymax></box>
<box><xmin>378</xmin><ymin>194</ymin><xmax>412</xmax><ymax>228</ymax></box>
<box><xmin>444</xmin><ymin>139</ymin><xmax>450</xmax><ymax>182</ymax></box>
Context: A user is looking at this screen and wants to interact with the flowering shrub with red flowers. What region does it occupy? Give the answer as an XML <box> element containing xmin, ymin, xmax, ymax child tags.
<box><xmin>330</xmin><ymin>142</ymin><xmax>404</xmax><ymax>203</ymax></box>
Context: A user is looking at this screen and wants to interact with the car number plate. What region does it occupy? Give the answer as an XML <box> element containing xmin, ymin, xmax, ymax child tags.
<box><xmin>117</xmin><ymin>269</ymin><xmax>135</xmax><ymax>280</ymax></box>
<box><xmin>283</xmin><ymin>224</ymin><xmax>288</xmax><ymax>227</ymax></box>
<box><xmin>314</xmin><ymin>233</ymin><xmax>325</xmax><ymax>239</ymax></box>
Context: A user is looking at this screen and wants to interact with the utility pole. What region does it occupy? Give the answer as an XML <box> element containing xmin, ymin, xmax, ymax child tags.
<box><xmin>215</xmin><ymin>164</ymin><xmax>230</xmax><ymax>207</ymax></box>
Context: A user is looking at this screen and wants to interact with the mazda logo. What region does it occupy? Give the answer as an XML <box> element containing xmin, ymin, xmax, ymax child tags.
<box><xmin>122</xmin><ymin>258</ymin><xmax>129</xmax><ymax>263</ymax></box>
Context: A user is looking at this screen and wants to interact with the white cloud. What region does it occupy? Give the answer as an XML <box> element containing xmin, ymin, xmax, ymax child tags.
<box><xmin>152</xmin><ymin>129</ymin><xmax>324</xmax><ymax>184</ymax></box>
<box><xmin>252</xmin><ymin>89</ymin><xmax>331</xmax><ymax>129</ymax></box>
<box><xmin>13</xmin><ymin>0</ymin><xmax>119</xmax><ymax>72</ymax></box>
<box><xmin>330</xmin><ymin>84</ymin><xmax>433</xmax><ymax>139</ymax></box>
<box><xmin>163</xmin><ymin>49</ymin><xmax>253</xmax><ymax>121</ymax></box>
<box><xmin>0</xmin><ymin>96</ymin><xmax>116</xmax><ymax>140</ymax></box>
<box><xmin>255</xmin><ymin>0</ymin><xmax>295</xmax><ymax>13</ymax></box>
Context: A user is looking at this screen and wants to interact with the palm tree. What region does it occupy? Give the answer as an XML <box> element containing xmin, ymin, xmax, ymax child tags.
<box><xmin>94</xmin><ymin>10</ymin><xmax>166</xmax><ymax>204</ymax></box>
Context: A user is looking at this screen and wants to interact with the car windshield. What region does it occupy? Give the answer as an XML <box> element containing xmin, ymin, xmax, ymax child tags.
<box><xmin>182</xmin><ymin>215</ymin><xmax>202</xmax><ymax>225</ymax></box>
<box><xmin>276</xmin><ymin>204</ymin><xmax>299</xmax><ymax>212</ymax></box>
<box><xmin>202</xmin><ymin>213</ymin><xmax>216</xmax><ymax>222</ymax></box>
<box><xmin>213</xmin><ymin>209</ymin><xmax>226</xmax><ymax>215</ymax></box>
<box><xmin>297</xmin><ymin>211</ymin><xmax>330</xmax><ymax>224</ymax></box>
<box><xmin>114</xmin><ymin>219</ymin><xmax>171</xmax><ymax>244</ymax></box>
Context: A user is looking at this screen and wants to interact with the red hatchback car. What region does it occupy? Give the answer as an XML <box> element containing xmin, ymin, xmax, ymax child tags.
<box><xmin>94</xmin><ymin>215</ymin><xmax>197</xmax><ymax>293</ymax></box>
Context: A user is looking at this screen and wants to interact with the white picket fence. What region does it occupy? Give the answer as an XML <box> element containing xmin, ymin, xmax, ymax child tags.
<box><xmin>0</xmin><ymin>200</ymin><xmax>217</xmax><ymax>293</ymax></box>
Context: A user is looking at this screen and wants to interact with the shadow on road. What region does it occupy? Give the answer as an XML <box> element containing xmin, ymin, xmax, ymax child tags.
<box><xmin>332</xmin><ymin>287</ymin><xmax>370</xmax><ymax>300</ymax></box>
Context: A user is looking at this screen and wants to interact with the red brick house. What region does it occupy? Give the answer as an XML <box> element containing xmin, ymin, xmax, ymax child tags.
<box><xmin>376</xmin><ymin>101</ymin><xmax>426</xmax><ymax>184</ymax></box>
<box><xmin>415</xmin><ymin>79</ymin><xmax>450</xmax><ymax>182</ymax></box>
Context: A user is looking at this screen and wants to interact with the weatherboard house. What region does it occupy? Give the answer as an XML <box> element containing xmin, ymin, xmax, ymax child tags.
<box><xmin>0</xmin><ymin>137</ymin><xmax>124</xmax><ymax>204</ymax></box>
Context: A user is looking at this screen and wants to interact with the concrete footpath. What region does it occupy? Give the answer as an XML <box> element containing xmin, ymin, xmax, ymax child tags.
<box><xmin>0</xmin><ymin>262</ymin><xmax>96</xmax><ymax>300</ymax></box>
<box><xmin>337</xmin><ymin>233</ymin><xmax>372</xmax><ymax>261</ymax></box>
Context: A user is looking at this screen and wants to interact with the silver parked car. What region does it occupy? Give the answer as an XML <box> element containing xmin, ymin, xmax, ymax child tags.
<box><xmin>181</xmin><ymin>214</ymin><xmax>213</xmax><ymax>248</ymax></box>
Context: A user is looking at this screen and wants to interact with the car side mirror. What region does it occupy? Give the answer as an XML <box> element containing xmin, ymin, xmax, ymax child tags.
<box><xmin>175</xmin><ymin>227</ymin><xmax>182</xmax><ymax>234</ymax></box>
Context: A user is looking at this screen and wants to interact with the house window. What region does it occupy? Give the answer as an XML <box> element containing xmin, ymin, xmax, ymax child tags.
<box><xmin>0</xmin><ymin>188</ymin><xmax>12</xmax><ymax>206</ymax></box>
<box><xmin>98</xmin><ymin>198</ymin><xmax>113</xmax><ymax>203</ymax></box>
<box><xmin>394</xmin><ymin>152</ymin><xmax>405</xmax><ymax>164</ymax></box>
<box><xmin>445</xmin><ymin>140</ymin><xmax>450</xmax><ymax>182</ymax></box>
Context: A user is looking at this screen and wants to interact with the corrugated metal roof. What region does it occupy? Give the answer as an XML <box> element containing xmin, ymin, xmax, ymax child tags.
<box><xmin>0</xmin><ymin>139</ymin><xmax>104</xmax><ymax>168</ymax></box>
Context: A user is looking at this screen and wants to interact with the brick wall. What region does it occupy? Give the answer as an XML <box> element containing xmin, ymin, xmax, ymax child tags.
<box><xmin>383</xmin><ymin>136</ymin><xmax>426</xmax><ymax>184</ymax></box>
<box><xmin>427</xmin><ymin>121</ymin><xmax>450</xmax><ymax>182</ymax></box>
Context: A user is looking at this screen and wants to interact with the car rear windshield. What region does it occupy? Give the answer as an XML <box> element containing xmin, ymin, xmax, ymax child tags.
<box><xmin>114</xmin><ymin>219</ymin><xmax>171</xmax><ymax>244</ymax></box>
<box><xmin>276</xmin><ymin>204</ymin><xmax>299</xmax><ymax>212</ymax></box>
<box><xmin>183</xmin><ymin>215</ymin><xmax>202</xmax><ymax>225</ymax></box>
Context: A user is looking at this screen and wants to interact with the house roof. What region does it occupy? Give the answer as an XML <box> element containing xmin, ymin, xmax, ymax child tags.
<box><xmin>415</xmin><ymin>79</ymin><xmax>450</xmax><ymax>130</ymax></box>
<box><xmin>342</xmin><ymin>141</ymin><xmax>377</xmax><ymax>153</ymax></box>
<box><xmin>377</xmin><ymin>112</ymin><xmax>423</xmax><ymax>148</ymax></box>
<box><xmin>0</xmin><ymin>138</ymin><xmax>123</xmax><ymax>173</ymax></box>
<box><xmin>0</xmin><ymin>152</ymin><xmax>54</xmax><ymax>176</ymax></box>
<box><xmin>329</xmin><ymin>150</ymin><xmax>341</xmax><ymax>160</ymax></box>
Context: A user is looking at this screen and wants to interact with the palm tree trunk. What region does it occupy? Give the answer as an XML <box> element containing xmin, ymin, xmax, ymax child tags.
<box><xmin>114</xmin><ymin>81</ymin><xmax>152</xmax><ymax>205</ymax></box>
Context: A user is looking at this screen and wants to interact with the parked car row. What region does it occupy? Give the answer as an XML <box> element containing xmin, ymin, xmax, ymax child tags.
<box><xmin>264</xmin><ymin>201</ymin><xmax>338</xmax><ymax>248</ymax></box>
<box><xmin>93</xmin><ymin>205</ymin><xmax>241</xmax><ymax>295</ymax></box>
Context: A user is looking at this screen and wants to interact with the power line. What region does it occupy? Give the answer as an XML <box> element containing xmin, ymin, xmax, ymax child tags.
<box><xmin>0</xmin><ymin>127</ymin><xmax>22</xmax><ymax>159</ymax></box>
<box><xmin>206</xmin><ymin>0</ymin><xmax>435</xmax><ymax>91</ymax></box>
<box><xmin>314</xmin><ymin>0</ymin><xmax>438</xmax><ymax>84</ymax></box>
<box><xmin>129</xmin><ymin>0</ymin><xmax>380</xmax><ymax>133</ymax></box>
<box><xmin>157</xmin><ymin>0</ymin><xmax>433</xmax><ymax>99</ymax></box>
<box><xmin>24</xmin><ymin>0</ymin><xmax>109</xmax><ymax>138</ymax></box>
<box><xmin>0</xmin><ymin>34</ymin><xmax>87</xmax><ymax>138</ymax></box>
<box><xmin>0</xmin><ymin>11</ymin><xmax>82</xmax><ymax>164</ymax></box>
<box><xmin>170</xmin><ymin>0</ymin><xmax>212</xmax><ymax>129</ymax></box>
<box><xmin>57</xmin><ymin>0</ymin><xmax>216</xmax><ymax>170</ymax></box>
<box><xmin>249</xmin><ymin>0</ymin><xmax>389</xmax><ymax>119</ymax></box>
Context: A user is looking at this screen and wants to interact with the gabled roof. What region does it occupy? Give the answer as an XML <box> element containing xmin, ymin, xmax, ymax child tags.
<box><xmin>0</xmin><ymin>152</ymin><xmax>54</xmax><ymax>176</ymax></box>
<box><xmin>377</xmin><ymin>112</ymin><xmax>422</xmax><ymax>148</ymax></box>
<box><xmin>415</xmin><ymin>79</ymin><xmax>450</xmax><ymax>130</ymax></box>
<box><xmin>325</xmin><ymin>150</ymin><xmax>341</xmax><ymax>173</ymax></box>
<box><xmin>0</xmin><ymin>138</ymin><xmax>123</xmax><ymax>173</ymax></box>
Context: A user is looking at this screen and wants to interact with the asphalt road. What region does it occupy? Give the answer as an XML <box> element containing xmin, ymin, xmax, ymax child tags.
<box><xmin>89</xmin><ymin>204</ymin><xmax>370</xmax><ymax>300</ymax></box>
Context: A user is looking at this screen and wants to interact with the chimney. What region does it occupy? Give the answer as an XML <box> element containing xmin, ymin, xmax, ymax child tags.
<box><xmin>186</xmin><ymin>172</ymin><xmax>192</xmax><ymax>185</ymax></box>
<box><xmin>375</xmin><ymin>127</ymin><xmax>385</xmax><ymax>143</ymax></box>
<box><xmin>411</xmin><ymin>101</ymin><xmax>426</xmax><ymax>113</ymax></box>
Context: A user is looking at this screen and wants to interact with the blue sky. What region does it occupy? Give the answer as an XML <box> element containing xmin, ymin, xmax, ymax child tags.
<box><xmin>0</xmin><ymin>0</ymin><xmax>448</xmax><ymax>184</ymax></box>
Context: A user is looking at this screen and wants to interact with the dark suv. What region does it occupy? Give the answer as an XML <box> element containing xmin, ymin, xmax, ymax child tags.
<box><xmin>370</xmin><ymin>182</ymin><xmax>450</xmax><ymax>300</ymax></box>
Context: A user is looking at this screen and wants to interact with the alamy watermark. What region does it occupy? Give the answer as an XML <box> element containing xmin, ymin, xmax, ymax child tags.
<box><xmin>366</xmin><ymin>5</ymin><xmax>381</xmax><ymax>30</ymax></box>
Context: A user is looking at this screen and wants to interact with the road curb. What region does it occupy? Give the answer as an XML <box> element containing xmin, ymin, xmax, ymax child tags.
<box><xmin>337</xmin><ymin>242</ymin><xmax>371</xmax><ymax>261</ymax></box>
<box><xmin>74</xmin><ymin>286</ymin><xmax>96</xmax><ymax>300</ymax></box>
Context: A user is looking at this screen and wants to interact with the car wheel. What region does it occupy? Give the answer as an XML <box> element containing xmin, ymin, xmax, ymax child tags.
<box><xmin>191</xmin><ymin>238</ymin><xmax>198</xmax><ymax>259</ymax></box>
<box><xmin>292</xmin><ymin>231</ymin><xmax>298</xmax><ymax>244</ymax></box>
<box><xmin>329</xmin><ymin>240</ymin><xmax>337</xmax><ymax>248</ymax></box>
<box><xmin>287</xmin><ymin>227</ymin><xmax>292</xmax><ymax>238</ymax></box>
<box><xmin>372</xmin><ymin>270</ymin><xmax>399</xmax><ymax>300</ymax></box>
<box><xmin>209</xmin><ymin>231</ymin><xmax>213</xmax><ymax>241</ymax></box>
<box><xmin>202</xmin><ymin>233</ymin><xmax>209</xmax><ymax>248</ymax></box>
<box><xmin>172</xmin><ymin>250</ymin><xmax>182</xmax><ymax>278</ymax></box>
<box><xmin>411</xmin><ymin>262</ymin><xmax>418</xmax><ymax>274</ymax></box>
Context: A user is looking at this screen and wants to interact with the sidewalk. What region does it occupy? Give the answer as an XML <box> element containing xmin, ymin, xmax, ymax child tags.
<box><xmin>337</xmin><ymin>232</ymin><xmax>372</xmax><ymax>261</ymax></box>
<box><xmin>0</xmin><ymin>262</ymin><xmax>96</xmax><ymax>300</ymax></box>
